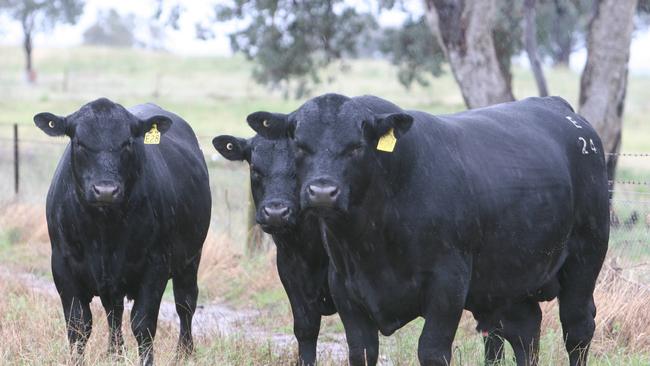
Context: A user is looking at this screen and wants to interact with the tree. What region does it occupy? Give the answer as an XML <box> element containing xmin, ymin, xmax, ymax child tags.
<box><xmin>579</xmin><ymin>0</ymin><xmax>639</xmax><ymax>180</ymax></box>
<box><xmin>423</xmin><ymin>0</ymin><xmax>515</xmax><ymax>108</ymax></box>
<box><xmin>535</xmin><ymin>0</ymin><xmax>594</xmax><ymax>67</ymax></box>
<box><xmin>380</xmin><ymin>15</ymin><xmax>445</xmax><ymax>89</ymax></box>
<box><xmin>83</xmin><ymin>9</ymin><xmax>135</xmax><ymax>48</ymax></box>
<box><xmin>212</xmin><ymin>0</ymin><xmax>376</xmax><ymax>98</ymax></box>
<box><xmin>523</xmin><ymin>0</ymin><xmax>548</xmax><ymax>96</ymax></box>
<box><xmin>205</xmin><ymin>0</ymin><xmax>641</xmax><ymax>181</ymax></box>
<box><xmin>0</xmin><ymin>0</ymin><xmax>84</xmax><ymax>83</ymax></box>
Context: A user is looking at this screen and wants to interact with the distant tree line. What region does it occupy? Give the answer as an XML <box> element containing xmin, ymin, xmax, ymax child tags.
<box><xmin>82</xmin><ymin>9</ymin><xmax>135</xmax><ymax>48</ymax></box>
<box><xmin>1</xmin><ymin>0</ymin><xmax>648</xmax><ymax>181</ymax></box>
<box><xmin>209</xmin><ymin>0</ymin><xmax>648</xmax><ymax>181</ymax></box>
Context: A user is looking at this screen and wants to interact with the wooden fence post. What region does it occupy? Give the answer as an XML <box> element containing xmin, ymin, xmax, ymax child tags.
<box><xmin>245</xmin><ymin>188</ymin><xmax>263</xmax><ymax>254</ymax></box>
<box><xmin>13</xmin><ymin>124</ymin><xmax>19</xmax><ymax>195</ymax></box>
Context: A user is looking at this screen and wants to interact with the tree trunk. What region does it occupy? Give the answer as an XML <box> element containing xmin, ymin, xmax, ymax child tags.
<box><xmin>523</xmin><ymin>0</ymin><xmax>548</xmax><ymax>96</ymax></box>
<box><xmin>578</xmin><ymin>0</ymin><xmax>638</xmax><ymax>181</ymax></box>
<box><xmin>423</xmin><ymin>0</ymin><xmax>515</xmax><ymax>108</ymax></box>
<box><xmin>551</xmin><ymin>0</ymin><xmax>573</xmax><ymax>67</ymax></box>
<box><xmin>22</xmin><ymin>16</ymin><xmax>35</xmax><ymax>84</ymax></box>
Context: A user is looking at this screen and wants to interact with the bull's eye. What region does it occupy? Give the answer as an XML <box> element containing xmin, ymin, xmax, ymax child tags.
<box><xmin>226</xmin><ymin>142</ymin><xmax>234</xmax><ymax>150</ymax></box>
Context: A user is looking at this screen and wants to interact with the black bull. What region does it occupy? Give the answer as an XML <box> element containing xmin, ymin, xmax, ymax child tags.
<box><xmin>212</xmin><ymin>135</ymin><xmax>336</xmax><ymax>365</ymax></box>
<box><xmin>249</xmin><ymin>94</ymin><xmax>609</xmax><ymax>366</ymax></box>
<box><xmin>34</xmin><ymin>98</ymin><xmax>211</xmax><ymax>365</ymax></box>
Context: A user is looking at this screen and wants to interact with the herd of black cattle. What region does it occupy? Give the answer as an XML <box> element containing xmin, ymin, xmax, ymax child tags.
<box><xmin>33</xmin><ymin>94</ymin><xmax>609</xmax><ymax>366</ymax></box>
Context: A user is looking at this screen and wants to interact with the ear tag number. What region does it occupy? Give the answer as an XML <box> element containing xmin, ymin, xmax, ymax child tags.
<box><xmin>144</xmin><ymin>123</ymin><xmax>161</xmax><ymax>145</ymax></box>
<box><xmin>377</xmin><ymin>128</ymin><xmax>397</xmax><ymax>152</ymax></box>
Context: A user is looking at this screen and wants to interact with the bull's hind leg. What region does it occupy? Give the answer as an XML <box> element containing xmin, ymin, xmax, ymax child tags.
<box><xmin>500</xmin><ymin>300</ymin><xmax>542</xmax><ymax>366</ymax></box>
<box><xmin>558</xmin><ymin>231</ymin><xmax>607</xmax><ymax>366</ymax></box>
<box><xmin>477</xmin><ymin>299</ymin><xmax>542</xmax><ymax>366</ymax></box>
<box><xmin>482</xmin><ymin>328</ymin><xmax>505</xmax><ymax>365</ymax></box>
<box><xmin>172</xmin><ymin>265</ymin><xmax>199</xmax><ymax>357</ymax></box>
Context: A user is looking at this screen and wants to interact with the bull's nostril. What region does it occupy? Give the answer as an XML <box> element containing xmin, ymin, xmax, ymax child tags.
<box><xmin>281</xmin><ymin>207</ymin><xmax>291</xmax><ymax>218</ymax></box>
<box><xmin>329</xmin><ymin>187</ymin><xmax>339</xmax><ymax>198</ymax></box>
<box><xmin>307</xmin><ymin>185</ymin><xmax>317</xmax><ymax>197</ymax></box>
<box><xmin>92</xmin><ymin>185</ymin><xmax>101</xmax><ymax>195</ymax></box>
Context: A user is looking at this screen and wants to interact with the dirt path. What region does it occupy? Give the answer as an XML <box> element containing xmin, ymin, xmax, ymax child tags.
<box><xmin>0</xmin><ymin>266</ymin><xmax>347</xmax><ymax>362</ymax></box>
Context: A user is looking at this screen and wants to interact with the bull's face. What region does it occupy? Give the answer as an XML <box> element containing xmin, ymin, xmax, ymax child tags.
<box><xmin>213</xmin><ymin>135</ymin><xmax>298</xmax><ymax>233</ymax></box>
<box><xmin>34</xmin><ymin>98</ymin><xmax>172</xmax><ymax>209</ymax></box>
<box><xmin>248</xmin><ymin>94</ymin><xmax>413</xmax><ymax>214</ymax></box>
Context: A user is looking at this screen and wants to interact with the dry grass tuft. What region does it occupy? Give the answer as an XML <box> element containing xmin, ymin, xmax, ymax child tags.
<box><xmin>0</xmin><ymin>202</ymin><xmax>49</xmax><ymax>244</ymax></box>
<box><xmin>536</xmin><ymin>264</ymin><xmax>650</xmax><ymax>357</ymax></box>
<box><xmin>198</xmin><ymin>230</ymin><xmax>281</xmax><ymax>304</ymax></box>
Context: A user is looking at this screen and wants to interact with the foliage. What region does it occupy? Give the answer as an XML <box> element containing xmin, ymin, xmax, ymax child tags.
<box><xmin>83</xmin><ymin>9</ymin><xmax>135</xmax><ymax>48</ymax></box>
<box><xmin>0</xmin><ymin>0</ymin><xmax>83</xmax><ymax>33</ymax></box>
<box><xmin>380</xmin><ymin>16</ymin><xmax>445</xmax><ymax>89</ymax></box>
<box><xmin>213</xmin><ymin>0</ymin><xmax>376</xmax><ymax>98</ymax></box>
<box><xmin>535</xmin><ymin>0</ymin><xmax>594</xmax><ymax>66</ymax></box>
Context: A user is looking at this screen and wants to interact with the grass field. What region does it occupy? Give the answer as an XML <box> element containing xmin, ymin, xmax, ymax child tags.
<box><xmin>0</xmin><ymin>46</ymin><xmax>649</xmax><ymax>364</ymax></box>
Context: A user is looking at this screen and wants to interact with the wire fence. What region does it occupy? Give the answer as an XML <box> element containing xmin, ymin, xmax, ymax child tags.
<box><xmin>0</xmin><ymin>122</ymin><xmax>257</xmax><ymax>253</ymax></box>
<box><xmin>1</xmin><ymin>123</ymin><xmax>648</xmax><ymax>280</ymax></box>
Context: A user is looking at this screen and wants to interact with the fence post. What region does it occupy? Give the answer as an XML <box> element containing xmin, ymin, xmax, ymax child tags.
<box><xmin>245</xmin><ymin>191</ymin><xmax>262</xmax><ymax>254</ymax></box>
<box><xmin>14</xmin><ymin>123</ymin><xmax>20</xmax><ymax>194</ymax></box>
<box><xmin>13</xmin><ymin>123</ymin><xmax>19</xmax><ymax>194</ymax></box>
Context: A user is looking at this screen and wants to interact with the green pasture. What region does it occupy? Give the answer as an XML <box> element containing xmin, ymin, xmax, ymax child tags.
<box><xmin>0</xmin><ymin>46</ymin><xmax>649</xmax><ymax>364</ymax></box>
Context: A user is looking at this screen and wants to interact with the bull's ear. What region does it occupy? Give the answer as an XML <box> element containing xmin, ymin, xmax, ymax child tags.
<box><xmin>135</xmin><ymin>115</ymin><xmax>173</xmax><ymax>137</ymax></box>
<box><xmin>34</xmin><ymin>112</ymin><xmax>68</xmax><ymax>137</ymax></box>
<box><xmin>247</xmin><ymin>111</ymin><xmax>292</xmax><ymax>139</ymax></box>
<box><xmin>371</xmin><ymin>113</ymin><xmax>414</xmax><ymax>139</ymax></box>
<box><xmin>212</xmin><ymin>135</ymin><xmax>250</xmax><ymax>162</ymax></box>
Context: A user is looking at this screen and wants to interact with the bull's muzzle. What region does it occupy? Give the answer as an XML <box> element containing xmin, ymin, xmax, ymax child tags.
<box><xmin>306</xmin><ymin>182</ymin><xmax>340</xmax><ymax>208</ymax></box>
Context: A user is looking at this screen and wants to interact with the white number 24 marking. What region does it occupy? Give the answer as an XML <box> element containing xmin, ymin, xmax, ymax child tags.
<box><xmin>578</xmin><ymin>137</ymin><xmax>598</xmax><ymax>155</ymax></box>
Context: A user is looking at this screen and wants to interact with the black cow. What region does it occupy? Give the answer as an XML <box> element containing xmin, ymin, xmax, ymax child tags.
<box><xmin>34</xmin><ymin>98</ymin><xmax>211</xmax><ymax>365</ymax></box>
<box><xmin>212</xmin><ymin>134</ymin><xmax>335</xmax><ymax>365</ymax></box>
<box><xmin>248</xmin><ymin>94</ymin><xmax>609</xmax><ymax>366</ymax></box>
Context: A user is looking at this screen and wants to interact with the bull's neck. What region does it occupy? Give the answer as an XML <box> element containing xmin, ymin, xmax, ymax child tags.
<box><xmin>318</xmin><ymin>156</ymin><xmax>409</xmax><ymax>271</ymax></box>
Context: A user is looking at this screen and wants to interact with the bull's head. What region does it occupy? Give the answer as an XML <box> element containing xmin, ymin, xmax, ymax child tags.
<box><xmin>247</xmin><ymin>93</ymin><xmax>413</xmax><ymax>214</ymax></box>
<box><xmin>34</xmin><ymin>98</ymin><xmax>172</xmax><ymax>208</ymax></box>
<box><xmin>213</xmin><ymin>134</ymin><xmax>298</xmax><ymax>233</ymax></box>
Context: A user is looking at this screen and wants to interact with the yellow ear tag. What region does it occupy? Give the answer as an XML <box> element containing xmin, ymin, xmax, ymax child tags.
<box><xmin>144</xmin><ymin>123</ymin><xmax>161</xmax><ymax>145</ymax></box>
<box><xmin>376</xmin><ymin>128</ymin><xmax>397</xmax><ymax>152</ymax></box>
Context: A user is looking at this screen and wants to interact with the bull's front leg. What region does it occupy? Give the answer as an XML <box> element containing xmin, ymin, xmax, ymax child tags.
<box><xmin>418</xmin><ymin>253</ymin><xmax>471</xmax><ymax>366</ymax></box>
<box><xmin>130</xmin><ymin>265</ymin><xmax>168</xmax><ymax>366</ymax></box>
<box><xmin>52</xmin><ymin>256</ymin><xmax>93</xmax><ymax>365</ymax></box>
<box><xmin>100</xmin><ymin>295</ymin><xmax>125</xmax><ymax>356</ymax></box>
<box><xmin>277</xmin><ymin>252</ymin><xmax>324</xmax><ymax>366</ymax></box>
<box><xmin>329</xmin><ymin>272</ymin><xmax>379</xmax><ymax>366</ymax></box>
